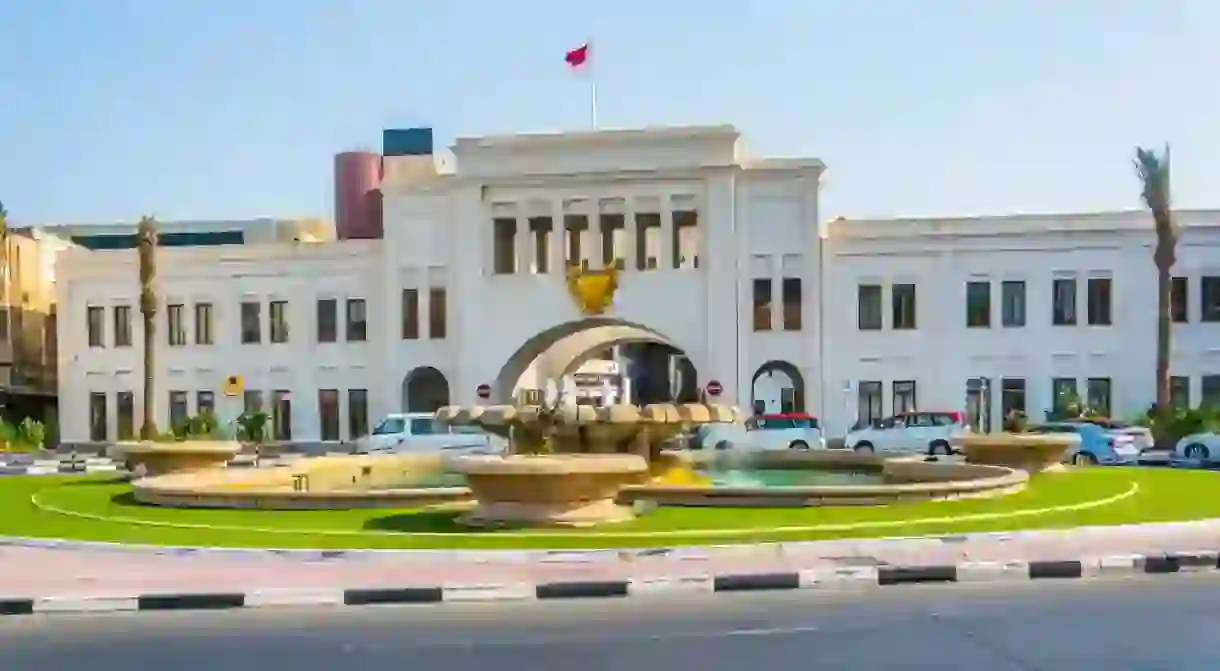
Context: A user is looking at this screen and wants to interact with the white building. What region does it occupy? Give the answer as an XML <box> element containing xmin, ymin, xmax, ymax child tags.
<box><xmin>54</xmin><ymin>125</ymin><xmax>1220</xmax><ymax>444</ymax></box>
<box><xmin>34</xmin><ymin>217</ymin><xmax>333</xmax><ymax>250</ymax></box>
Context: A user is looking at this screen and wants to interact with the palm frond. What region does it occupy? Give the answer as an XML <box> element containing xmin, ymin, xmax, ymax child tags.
<box><xmin>1134</xmin><ymin>145</ymin><xmax>1171</xmax><ymax>213</ymax></box>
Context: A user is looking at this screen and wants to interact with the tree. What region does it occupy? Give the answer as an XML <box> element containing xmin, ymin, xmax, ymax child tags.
<box><xmin>1134</xmin><ymin>146</ymin><xmax>1177</xmax><ymax>448</ymax></box>
<box><xmin>136</xmin><ymin>216</ymin><xmax>159</xmax><ymax>439</ymax></box>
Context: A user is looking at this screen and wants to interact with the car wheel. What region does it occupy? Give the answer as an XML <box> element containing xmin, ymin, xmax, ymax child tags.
<box><xmin>714</xmin><ymin>440</ymin><xmax>732</xmax><ymax>451</ymax></box>
<box><xmin>1073</xmin><ymin>452</ymin><xmax>1098</xmax><ymax>466</ymax></box>
<box><xmin>788</xmin><ymin>440</ymin><xmax>810</xmax><ymax>450</ymax></box>
<box><xmin>1184</xmin><ymin>443</ymin><xmax>1210</xmax><ymax>463</ymax></box>
<box><xmin>853</xmin><ymin>442</ymin><xmax>875</xmax><ymax>455</ymax></box>
<box><xmin>928</xmin><ymin>440</ymin><xmax>952</xmax><ymax>456</ymax></box>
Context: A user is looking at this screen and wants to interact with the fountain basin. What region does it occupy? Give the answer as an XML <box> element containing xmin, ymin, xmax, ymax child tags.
<box><xmin>952</xmin><ymin>433</ymin><xmax>1077</xmax><ymax>473</ymax></box>
<box><xmin>116</xmin><ymin>440</ymin><xmax>241</xmax><ymax>476</ymax></box>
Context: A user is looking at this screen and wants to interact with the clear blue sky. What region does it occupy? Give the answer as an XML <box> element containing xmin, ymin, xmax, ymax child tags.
<box><xmin>1</xmin><ymin>0</ymin><xmax>1215</xmax><ymax>225</ymax></box>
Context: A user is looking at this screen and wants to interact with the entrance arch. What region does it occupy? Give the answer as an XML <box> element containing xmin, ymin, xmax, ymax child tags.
<box><xmin>402</xmin><ymin>366</ymin><xmax>450</xmax><ymax>413</ymax></box>
<box><xmin>751</xmin><ymin>360</ymin><xmax>806</xmax><ymax>415</ymax></box>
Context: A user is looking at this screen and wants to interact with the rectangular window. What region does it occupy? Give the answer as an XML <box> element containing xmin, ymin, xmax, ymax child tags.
<box><xmin>672</xmin><ymin>210</ymin><xmax>699</xmax><ymax>269</ymax></box>
<box><xmin>401</xmin><ymin>290</ymin><xmax>419</xmax><ymax>340</ymax></box>
<box><xmin>197</xmin><ymin>390</ymin><xmax>215</xmax><ymax>417</ymax></box>
<box><xmin>243</xmin><ymin>390</ymin><xmax>264</xmax><ymax>415</ymax></box>
<box><xmin>1001</xmin><ymin>281</ymin><xmax>1026</xmax><ymax>327</ymax></box>
<box><xmin>116</xmin><ymin>391</ymin><xmax>135</xmax><ymax>440</ymax></box>
<box><xmin>87</xmin><ymin>306</ymin><xmax>105</xmax><ymax>347</ymax></box>
<box><xmin>1001</xmin><ymin>378</ymin><xmax>1027</xmax><ymax>421</ymax></box>
<box><xmin>564</xmin><ymin>214</ymin><xmax>590</xmax><ymax>270</ymax></box>
<box><xmin>1202</xmin><ymin>276</ymin><xmax>1220</xmax><ymax>322</ymax></box>
<box><xmin>1052</xmin><ymin>278</ymin><xmax>1077</xmax><ymax>325</ymax></box>
<box><xmin>857</xmin><ymin>284</ymin><xmax>882</xmax><ymax>330</ymax></box>
<box><xmin>316</xmin><ymin>298</ymin><xmax>337</xmax><ymax>343</ymax></box>
<box><xmin>857</xmin><ymin>381</ymin><xmax>883</xmax><ymax>426</ymax></box>
<box><xmin>492</xmin><ymin>217</ymin><xmax>517</xmax><ymax>275</ymax></box>
<box><xmin>752</xmin><ymin>278</ymin><xmax>772</xmax><ymax>331</ymax></box>
<box><xmin>1052</xmin><ymin>377</ymin><xmax>1079</xmax><ymax>416</ymax></box>
<box><xmin>319</xmin><ymin>389</ymin><xmax>340</xmax><ymax>441</ymax></box>
<box><xmin>89</xmin><ymin>392</ymin><xmax>107</xmax><ymax>441</ymax></box>
<box><xmin>1170</xmin><ymin>376</ymin><xmax>1191</xmax><ymax>408</ymax></box>
<box><xmin>1087</xmin><ymin>277</ymin><xmax>1113</xmax><ymax>326</ymax></box>
<box><xmin>634</xmin><ymin>212</ymin><xmax>661</xmax><ymax>271</ymax></box>
<box><xmin>194</xmin><ymin>302</ymin><xmax>213</xmax><ymax>345</ymax></box>
<box><xmin>272</xmin><ymin>390</ymin><xmax>292</xmax><ymax>441</ymax></box>
<box><xmin>1086</xmin><ymin>377</ymin><xmax>1112</xmax><ymax>417</ymax></box>
<box><xmin>240</xmin><ymin>301</ymin><xmax>261</xmax><ymax>344</ymax></box>
<box><xmin>1203</xmin><ymin>375</ymin><xmax>1220</xmax><ymax>409</ymax></box>
<box><xmin>345</xmin><ymin>298</ymin><xmax>367</xmax><ymax>342</ymax></box>
<box><xmin>1171</xmin><ymin>276</ymin><xmax>1189</xmax><ymax>323</ymax></box>
<box><xmin>966</xmin><ymin>281</ymin><xmax>991</xmax><ymax>328</ymax></box>
<box><xmin>348</xmin><ymin>389</ymin><xmax>369</xmax><ymax>440</ymax></box>
<box><xmin>782</xmin><ymin>278</ymin><xmax>802</xmax><ymax>331</ymax></box>
<box><xmin>892</xmin><ymin>283</ymin><xmax>916</xmax><ymax>330</ymax></box>
<box><xmin>892</xmin><ymin>380</ymin><xmax>917</xmax><ymax>413</ymax></box>
<box><xmin>167</xmin><ymin>303</ymin><xmax>186</xmax><ymax>346</ymax></box>
<box><xmin>269</xmin><ymin>300</ymin><xmax>289</xmax><ymax>343</ymax></box>
<box><xmin>428</xmin><ymin>288</ymin><xmax>447</xmax><ymax>339</ymax></box>
<box><xmin>169</xmin><ymin>390</ymin><xmax>188</xmax><ymax>429</ymax></box>
<box><xmin>530</xmin><ymin>217</ymin><xmax>552</xmax><ymax>274</ymax></box>
<box><xmin>114</xmin><ymin>305</ymin><xmax>133</xmax><ymax>347</ymax></box>
<box><xmin>600</xmin><ymin>213</ymin><xmax>627</xmax><ymax>270</ymax></box>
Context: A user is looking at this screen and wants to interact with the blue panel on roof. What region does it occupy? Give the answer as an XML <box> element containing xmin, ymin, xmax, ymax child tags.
<box><xmin>382</xmin><ymin>128</ymin><xmax>433</xmax><ymax>157</ymax></box>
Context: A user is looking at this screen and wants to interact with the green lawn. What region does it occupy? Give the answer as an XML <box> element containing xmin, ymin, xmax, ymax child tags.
<box><xmin>2</xmin><ymin>467</ymin><xmax>1219</xmax><ymax>550</ymax></box>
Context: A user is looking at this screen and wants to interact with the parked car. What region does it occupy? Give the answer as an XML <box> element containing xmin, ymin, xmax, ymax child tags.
<box><xmin>1073</xmin><ymin>418</ymin><xmax>1155</xmax><ymax>453</ymax></box>
<box><xmin>1024</xmin><ymin>421</ymin><xmax>1134</xmax><ymax>465</ymax></box>
<box><xmin>700</xmin><ymin>413</ymin><xmax>826</xmax><ymax>451</ymax></box>
<box><xmin>1170</xmin><ymin>432</ymin><xmax>1220</xmax><ymax>467</ymax></box>
<box><xmin>844</xmin><ymin>411</ymin><xmax>970</xmax><ymax>456</ymax></box>
<box><xmin>352</xmin><ymin>413</ymin><xmax>503</xmax><ymax>455</ymax></box>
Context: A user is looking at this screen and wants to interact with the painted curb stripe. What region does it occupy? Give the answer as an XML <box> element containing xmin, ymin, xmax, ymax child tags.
<box><xmin>343</xmin><ymin>587</ymin><xmax>444</xmax><ymax>605</ymax></box>
<box><xmin>713</xmin><ymin>572</ymin><xmax>801</xmax><ymax>592</ymax></box>
<box><xmin>1029</xmin><ymin>560</ymin><xmax>1084</xmax><ymax>579</ymax></box>
<box><xmin>536</xmin><ymin>581</ymin><xmax>629</xmax><ymax>600</ymax></box>
<box><xmin>877</xmin><ymin>565</ymin><xmax>957</xmax><ymax>585</ymax></box>
<box><xmin>137</xmin><ymin>593</ymin><xmax>246</xmax><ymax>611</ymax></box>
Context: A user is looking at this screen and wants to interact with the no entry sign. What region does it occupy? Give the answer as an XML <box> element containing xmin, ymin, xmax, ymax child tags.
<box><xmin>476</xmin><ymin>383</ymin><xmax>492</xmax><ymax>399</ymax></box>
<box><xmin>705</xmin><ymin>380</ymin><xmax>723</xmax><ymax>397</ymax></box>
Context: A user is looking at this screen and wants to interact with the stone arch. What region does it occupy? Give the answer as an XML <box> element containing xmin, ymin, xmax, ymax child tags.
<box><xmin>750</xmin><ymin>360</ymin><xmax>806</xmax><ymax>415</ymax></box>
<box><xmin>402</xmin><ymin>366</ymin><xmax>451</xmax><ymax>413</ymax></box>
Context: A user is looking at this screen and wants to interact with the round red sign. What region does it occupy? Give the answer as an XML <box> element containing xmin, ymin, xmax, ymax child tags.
<box><xmin>476</xmin><ymin>383</ymin><xmax>492</xmax><ymax>399</ymax></box>
<box><xmin>705</xmin><ymin>380</ymin><xmax>723</xmax><ymax>396</ymax></box>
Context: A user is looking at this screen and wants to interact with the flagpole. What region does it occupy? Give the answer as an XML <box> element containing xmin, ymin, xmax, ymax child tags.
<box><xmin>588</xmin><ymin>37</ymin><xmax>598</xmax><ymax>129</ymax></box>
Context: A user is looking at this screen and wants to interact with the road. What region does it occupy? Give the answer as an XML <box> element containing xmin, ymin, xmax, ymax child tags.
<box><xmin>0</xmin><ymin>575</ymin><xmax>1213</xmax><ymax>670</ymax></box>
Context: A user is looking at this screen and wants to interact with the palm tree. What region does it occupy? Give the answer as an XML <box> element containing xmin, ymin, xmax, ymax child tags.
<box><xmin>136</xmin><ymin>216</ymin><xmax>159</xmax><ymax>439</ymax></box>
<box><xmin>1134</xmin><ymin>146</ymin><xmax>1177</xmax><ymax>448</ymax></box>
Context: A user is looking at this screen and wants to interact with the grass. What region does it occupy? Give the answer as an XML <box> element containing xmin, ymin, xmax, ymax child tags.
<box><xmin>1</xmin><ymin>467</ymin><xmax>1218</xmax><ymax>550</ymax></box>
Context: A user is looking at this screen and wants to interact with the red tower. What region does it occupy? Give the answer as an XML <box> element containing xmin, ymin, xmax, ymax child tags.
<box><xmin>334</xmin><ymin>151</ymin><xmax>384</xmax><ymax>240</ymax></box>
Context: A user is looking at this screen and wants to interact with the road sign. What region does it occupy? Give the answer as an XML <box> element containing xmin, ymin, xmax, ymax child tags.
<box><xmin>706</xmin><ymin>380</ymin><xmax>723</xmax><ymax>397</ymax></box>
<box><xmin>476</xmin><ymin>383</ymin><xmax>492</xmax><ymax>400</ymax></box>
<box><xmin>223</xmin><ymin>375</ymin><xmax>243</xmax><ymax>397</ymax></box>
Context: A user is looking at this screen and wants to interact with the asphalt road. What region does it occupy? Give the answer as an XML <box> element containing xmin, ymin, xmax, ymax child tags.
<box><xmin>1</xmin><ymin>576</ymin><xmax>1216</xmax><ymax>670</ymax></box>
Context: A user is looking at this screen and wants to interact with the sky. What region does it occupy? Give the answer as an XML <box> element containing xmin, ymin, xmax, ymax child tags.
<box><xmin>0</xmin><ymin>0</ymin><xmax>1216</xmax><ymax>225</ymax></box>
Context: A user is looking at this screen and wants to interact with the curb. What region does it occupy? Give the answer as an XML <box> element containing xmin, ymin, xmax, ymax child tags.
<box><xmin>4</xmin><ymin>551</ymin><xmax>1218</xmax><ymax>617</ymax></box>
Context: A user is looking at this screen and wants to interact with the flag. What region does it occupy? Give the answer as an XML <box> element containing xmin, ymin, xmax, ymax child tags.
<box><xmin>565</xmin><ymin>43</ymin><xmax>589</xmax><ymax>68</ymax></box>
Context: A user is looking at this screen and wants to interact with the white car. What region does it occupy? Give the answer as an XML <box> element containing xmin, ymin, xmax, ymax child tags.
<box><xmin>353</xmin><ymin>413</ymin><xmax>503</xmax><ymax>455</ymax></box>
<box><xmin>844</xmin><ymin>411</ymin><xmax>971</xmax><ymax>456</ymax></box>
<box><xmin>703</xmin><ymin>413</ymin><xmax>827</xmax><ymax>451</ymax></box>
<box><xmin>1171</xmin><ymin>432</ymin><xmax>1220</xmax><ymax>466</ymax></box>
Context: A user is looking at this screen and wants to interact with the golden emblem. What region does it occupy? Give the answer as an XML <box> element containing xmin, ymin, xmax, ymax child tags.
<box><xmin>566</xmin><ymin>264</ymin><xmax>620</xmax><ymax>315</ymax></box>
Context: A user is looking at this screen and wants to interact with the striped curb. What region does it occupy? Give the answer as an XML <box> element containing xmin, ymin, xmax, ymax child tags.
<box><xmin>3</xmin><ymin>551</ymin><xmax>1219</xmax><ymax>616</ymax></box>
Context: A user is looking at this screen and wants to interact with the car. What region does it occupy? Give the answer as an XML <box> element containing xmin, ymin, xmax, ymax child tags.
<box><xmin>844</xmin><ymin>411</ymin><xmax>970</xmax><ymax>456</ymax></box>
<box><xmin>1170</xmin><ymin>432</ymin><xmax>1220</xmax><ymax>467</ymax></box>
<box><xmin>352</xmin><ymin>412</ymin><xmax>504</xmax><ymax>455</ymax></box>
<box><xmin>1073</xmin><ymin>418</ymin><xmax>1155</xmax><ymax>453</ymax></box>
<box><xmin>1025</xmin><ymin>421</ymin><xmax>1134</xmax><ymax>465</ymax></box>
<box><xmin>701</xmin><ymin>413</ymin><xmax>827</xmax><ymax>451</ymax></box>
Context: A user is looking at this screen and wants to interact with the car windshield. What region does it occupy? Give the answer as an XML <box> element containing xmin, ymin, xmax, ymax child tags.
<box><xmin>371</xmin><ymin>418</ymin><xmax>406</xmax><ymax>435</ymax></box>
<box><xmin>753</xmin><ymin>417</ymin><xmax>819</xmax><ymax>430</ymax></box>
<box><xmin>450</xmin><ymin>426</ymin><xmax>484</xmax><ymax>435</ymax></box>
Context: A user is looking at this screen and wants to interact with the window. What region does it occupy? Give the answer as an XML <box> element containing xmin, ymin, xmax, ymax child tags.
<box><xmin>348</xmin><ymin>389</ymin><xmax>369</xmax><ymax>439</ymax></box>
<box><xmin>269</xmin><ymin>300</ymin><xmax>289</xmax><ymax>343</ymax></box>
<box><xmin>1052</xmin><ymin>278</ymin><xmax>1077</xmax><ymax>325</ymax></box>
<box><xmin>87</xmin><ymin>306</ymin><xmax>105</xmax><ymax>347</ymax></box>
<box><xmin>492</xmin><ymin>217</ymin><xmax>517</xmax><ymax>275</ymax></box>
<box><xmin>1202</xmin><ymin>276</ymin><xmax>1220</xmax><ymax>322</ymax></box>
<box><xmin>319</xmin><ymin>389</ymin><xmax>340</xmax><ymax>441</ymax></box>
<box><xmin>1001</xmin><ymin>378</ymin><xmax>1027</xmax><ymax>421</ymax></box>
<box><xmin>169</xmin><ymin>390</ymin><xmax>188</xmax><ymax>428</ymax></box>
<box><xmin>892</xmin><ymin>283</ymin><xmax>916</xmax><ymax>330</ymax></box>
<box><xmin>857</xmin><ymin>381</ymin><xmax>883</xmax><ymax>426</ymax></box>
<box><xmin>243</xmin><ymin>390</ymin><xmax>263</xmax><ymax>415</ymax></box>
<box><xmin>1170</xmin><ymin>376</ymin><xmax>1191</xmax><ymax>408</ymax></box>
<box><xmin>373</xmin><ymin>417</ymin><xmax>406</xmax><ymax>436</ymax></box>
<box><xmin>600</xmin><ymin>212</ymin><xmax>627</xmax><ymax>270</ymax></box>
<box><xmin>782</xmin><ymin>278</ymin><xmax>802</xmax><ymax>331</ymax></box>
<box><xmin>966</xmin><ymin>281</ymin><xmax>991</xmax><ymax>328</ymax></box>
<box><xmin>1052</xmin><ymin>377</ymin><xmax>1079</xmax><ymax>416</ymax></box>
<box><xmin>1202</xmin><ymin>375</ymin><xmax>1220</xmax><ymax>409</ymax></box>
<box><xmin>634</xmin><ymin>212</ymin><xmax>661</xmax><ymax>271</ymax></box>
<box><xmin>316</xmin><ymin>298</ymin><xmax>337</xmax><ymax>343</ymax></box>
<box><xmin>240</xmin><ymin>301</ymin><xmax>261</xmax><ymax>344</ymax></box>
<box><xmin>1086</xmin><ymin>377</ymin><xmax>1112</xmax><ymax>417</ymax></box>
<box><xmin>857</xmin><ymin>284</ymin><xmax>882</xmax><ymax>330</ymax></box>
<box><xmin>672</xmin><ymin>210</ymin><xmax>699</xmax><ymax>269</ymax></box>
<box><xmin>752</xmin><ymin>279</ymin><xmax>772</xmax><ymax>331</ymax></box>
<box><xmin>89</xmin><ymin>392</ymin><xmax>107</xmax><ymax>441</ymax></box>
<box><xmin>428</xmin><ymin>288</ymin><xmax>447</xmax><ymax>339</ymax></box>
<box><xmin>401</xmin><ymin>290</ymin><xmax>419</xmax><ymax>340</ymax></box>
<box><xmin>116</xmin><ymin>391</ymin><xmax>135</xmax><ymax>440</ymax></box>
<box><xmin>1171</xmin><ymin>277</ymin><xmax>1189</xmax><ymax>323</ymax></box>
<box><xmin>1001</xmin><ymin>281</ymin><xmax>1026</xmax><ymax>327</ymax></box>
<box><xmin>197</xmin><ymin>391</ymin><xmax>215</xmax><ymax>417</ymax></box>
<box><xmin>114</xmin><ymin>305</ymin><xmax>133</xmax><ymax>347</ymax></box>
<box><xmin>167</xmin><ymin>303</ymin><xmax>186</xmax><ymax>346</ymax></box>
<box><xmin>346</xmin><ymin>298</ymin><xmax>367</xmax><ymax>342</ymax></box>
<box><xmin>272</xmin><ymin>390</ymin><xmax>291</xmax><ymax>441</ymax></box>
<box><xmin>410</xmin><ymin>417</ymin><xmax>436</xmax><ymax>436</ymax></box>
<box><xmin>0</xmin><ymin>307</ymin><xmax>7</xmax><ymax>342</ymax></box>
<box><xmin>194</xmin><ymin>302</ymin><xmax>213</xmax><ymax>345</ymax></box>
<box><xmin>1087</xmin><ymin>277</ymin><xmax>1113</xmax><ymax>326</ymax></box>
<box><xmin>564</xmin><ymin>213</ymin><xmax>590</xmax><ymax>270</ymax></box>
<box><xmin>530</xmin><ymin>217</ymin><xmax>552</xmax><ymax>274</ymax></box>
<box><xmin>892</xmin><ymin>380</ymin><xmax>917</xmax><ymax>413</ymax></box>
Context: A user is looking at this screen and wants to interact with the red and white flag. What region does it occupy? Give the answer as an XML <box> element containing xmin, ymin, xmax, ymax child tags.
<box><xmin>564</xmin><ymin>43</ymin><xmax>590</xmax><ymax>68</ymax></box>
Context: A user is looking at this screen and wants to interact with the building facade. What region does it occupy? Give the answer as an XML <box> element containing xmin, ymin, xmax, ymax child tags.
<box><xmin>54</xmin><ymin>125</ymin><xmax>1220</xmax><ymax>444</ymax></box>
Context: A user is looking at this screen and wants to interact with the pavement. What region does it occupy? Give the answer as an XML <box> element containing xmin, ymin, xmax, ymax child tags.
<box><xmin>2</xmin><ymin>574</ymin><xmax>1219</xmax><ymax>669</ymax></box>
